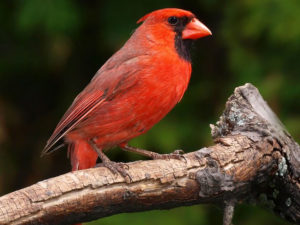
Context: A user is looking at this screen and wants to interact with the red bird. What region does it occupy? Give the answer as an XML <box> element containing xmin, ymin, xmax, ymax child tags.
<box><xmin>42</xmin><ymin>8</ymin><xmax>211</xmax><ymax>174</ymax></box>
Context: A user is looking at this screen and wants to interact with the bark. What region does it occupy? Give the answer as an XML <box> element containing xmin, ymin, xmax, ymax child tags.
<box><xmin>0</xmin><ymin>83</ymin><xmax>299</xmax><ymax>225</ymax></box>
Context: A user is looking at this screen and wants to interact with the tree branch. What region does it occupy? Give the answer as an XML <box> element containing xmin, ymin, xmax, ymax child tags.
<box><xmin>0</xmin><ymin>83</ymin><xmax>299</xmax><ymax>225</ymax></box>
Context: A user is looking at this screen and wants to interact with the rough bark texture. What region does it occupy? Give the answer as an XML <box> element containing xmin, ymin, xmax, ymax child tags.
<box><xmin>0</xmin><ymin>83</ymin><xmax>299</xmax><ymax>225</ymax></box>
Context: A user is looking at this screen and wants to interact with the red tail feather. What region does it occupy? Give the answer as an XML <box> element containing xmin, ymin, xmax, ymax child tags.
<box><xmin>69</xmin><ymin>140</ymin><xmax>98</xmax><ymax>171</ymax></box>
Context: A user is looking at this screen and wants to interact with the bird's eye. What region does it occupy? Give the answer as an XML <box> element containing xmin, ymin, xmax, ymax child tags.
<box><xmin>168</xmin><ymin>16</ymin><xmax>178</xmax><ymax>25</ymax></box>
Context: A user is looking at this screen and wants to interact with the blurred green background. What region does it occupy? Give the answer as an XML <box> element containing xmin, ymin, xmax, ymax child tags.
<box><xmin>0</xmin><ymin>0</ymin><xmax>299</xmax><ymax>224</ymax></box>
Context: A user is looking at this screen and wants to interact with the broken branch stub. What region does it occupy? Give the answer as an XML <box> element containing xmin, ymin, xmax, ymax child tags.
<box><xmin>209</xmin><ymin>83</ymin><xmax>300</xmax><ymax>223</ymax></box>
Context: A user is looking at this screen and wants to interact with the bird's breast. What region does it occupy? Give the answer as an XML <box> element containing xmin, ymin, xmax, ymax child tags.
<box><xmin>130</xmin><ymin>54</ymin><xmax>191</xmax><ymax>129</ymax></box>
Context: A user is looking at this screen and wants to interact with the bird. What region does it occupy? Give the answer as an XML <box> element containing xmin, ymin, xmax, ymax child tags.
<box><xmin>42</xmin><ymin>8</ymin><xmax>211</xmax><ymax>176</ymax></box>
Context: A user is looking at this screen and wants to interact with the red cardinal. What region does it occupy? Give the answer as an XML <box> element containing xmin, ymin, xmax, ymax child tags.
<box><xmin>43</xmin><ymin>8</ymin><xmax>211</xmax><ymax>174</ymax></box>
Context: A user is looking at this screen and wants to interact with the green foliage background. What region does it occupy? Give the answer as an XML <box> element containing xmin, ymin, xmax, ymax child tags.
<box><xmin>0</xmin><ymin>0</ymin><xmax>299</xmax><ymax>224</ymax></box>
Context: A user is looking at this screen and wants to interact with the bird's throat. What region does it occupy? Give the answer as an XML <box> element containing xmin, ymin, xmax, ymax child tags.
<box><xmin>174</xmin><ymin>34</ymin><xmax>193</xmax><ymax>62</ymax></box>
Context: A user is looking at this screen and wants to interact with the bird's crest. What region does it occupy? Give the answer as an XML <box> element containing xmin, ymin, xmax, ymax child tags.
<box><xmin>137</xmin><ymin>8</ymin><xmax>194</xmax><ymax>24</ymax></box>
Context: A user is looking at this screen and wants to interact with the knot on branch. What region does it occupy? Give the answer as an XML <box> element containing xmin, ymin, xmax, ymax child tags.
<box><xmin>195</xmin><ymin>148</ymin><xmax>235</xmax><ymax>198</ymax></box>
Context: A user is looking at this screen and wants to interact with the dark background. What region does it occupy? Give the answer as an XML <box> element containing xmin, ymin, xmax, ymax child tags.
<box><xmin>0</xmin><ymin>0</ymin><xmax>299</xmax><ymax>224</ymax></box>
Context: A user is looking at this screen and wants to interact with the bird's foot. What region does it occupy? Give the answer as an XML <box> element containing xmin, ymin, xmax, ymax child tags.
<box><xmin>119</xmin><ymin>144</ymin><xmax>186</xmax><ymax>161</ymax></box>
<box><xmin>90</xmin><ymin>140</ymin><xmax>132</xmax><ymax>182</ymax></box>
<box><xmin>151</xmin><ymin>149</ymin><xmax>185</xmax><ymax>161</ymax></box>
<box><xmin>95</xmin><ymin>161</ymin><xmax>132</xmax><ymax>182</ymax></box>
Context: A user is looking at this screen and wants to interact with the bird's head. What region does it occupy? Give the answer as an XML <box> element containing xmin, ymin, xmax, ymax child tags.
<box><xmin>136</xmin><ymin>8</ymin><xmax>212</xmax><ymax>61</ymax></box>
<box><xmin>138</xmin><ymin>8</ymin><xmax>211</xmax><ymax>40</ymax></box>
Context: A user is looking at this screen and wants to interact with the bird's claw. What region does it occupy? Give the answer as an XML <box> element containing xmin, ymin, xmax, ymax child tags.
<box><xmin>151</xmin><ymin>149</ymin><xmax>186</xmax><ymax>161</ymax></box>
<box><xmin>169</xmin><ymin>149</ymin><xmax>186</xmax><ymax>161</ymax></box>
<box><xmin>172</xmin><ymin>149</ymin><xmax>185</xmax><ymax>155</ymax></box>
<box><xmin>95</xmin><ymin>162</ymin><xmax>132</xmax><ymax>182</ymax></box>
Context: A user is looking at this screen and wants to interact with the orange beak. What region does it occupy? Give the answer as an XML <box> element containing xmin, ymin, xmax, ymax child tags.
<box><xmin>182</xmin><ymin>18</ymin><xmax>212</xmax><ymax>40</ymax></box>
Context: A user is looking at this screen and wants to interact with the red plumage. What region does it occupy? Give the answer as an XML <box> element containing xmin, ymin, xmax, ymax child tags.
<box><xmin>43</xmin><ymin>8</ymin><xmax>211</xmax><ymax>173</ymax></box>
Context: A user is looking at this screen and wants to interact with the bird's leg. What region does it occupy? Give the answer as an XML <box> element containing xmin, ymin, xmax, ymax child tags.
<box><xmin>89</xmin><ymin>140</ymin><xmax>131</xmax><ymax>180</ymax></box>
<box><xmin>119</xmin><ymin>143</ymin><xmax>185</xmax><ymax>160</ymax></box>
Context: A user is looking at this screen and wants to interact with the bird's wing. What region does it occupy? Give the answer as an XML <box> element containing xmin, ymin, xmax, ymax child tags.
<box><xmin>42</xmin><ymin>90</ymin><xmax>106</xmax><ymax>155</ymax></box>
<box><xmin>42</xmin><ymin>58</ymin><xmax>142</xmax><ymax>156</ymax></box>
